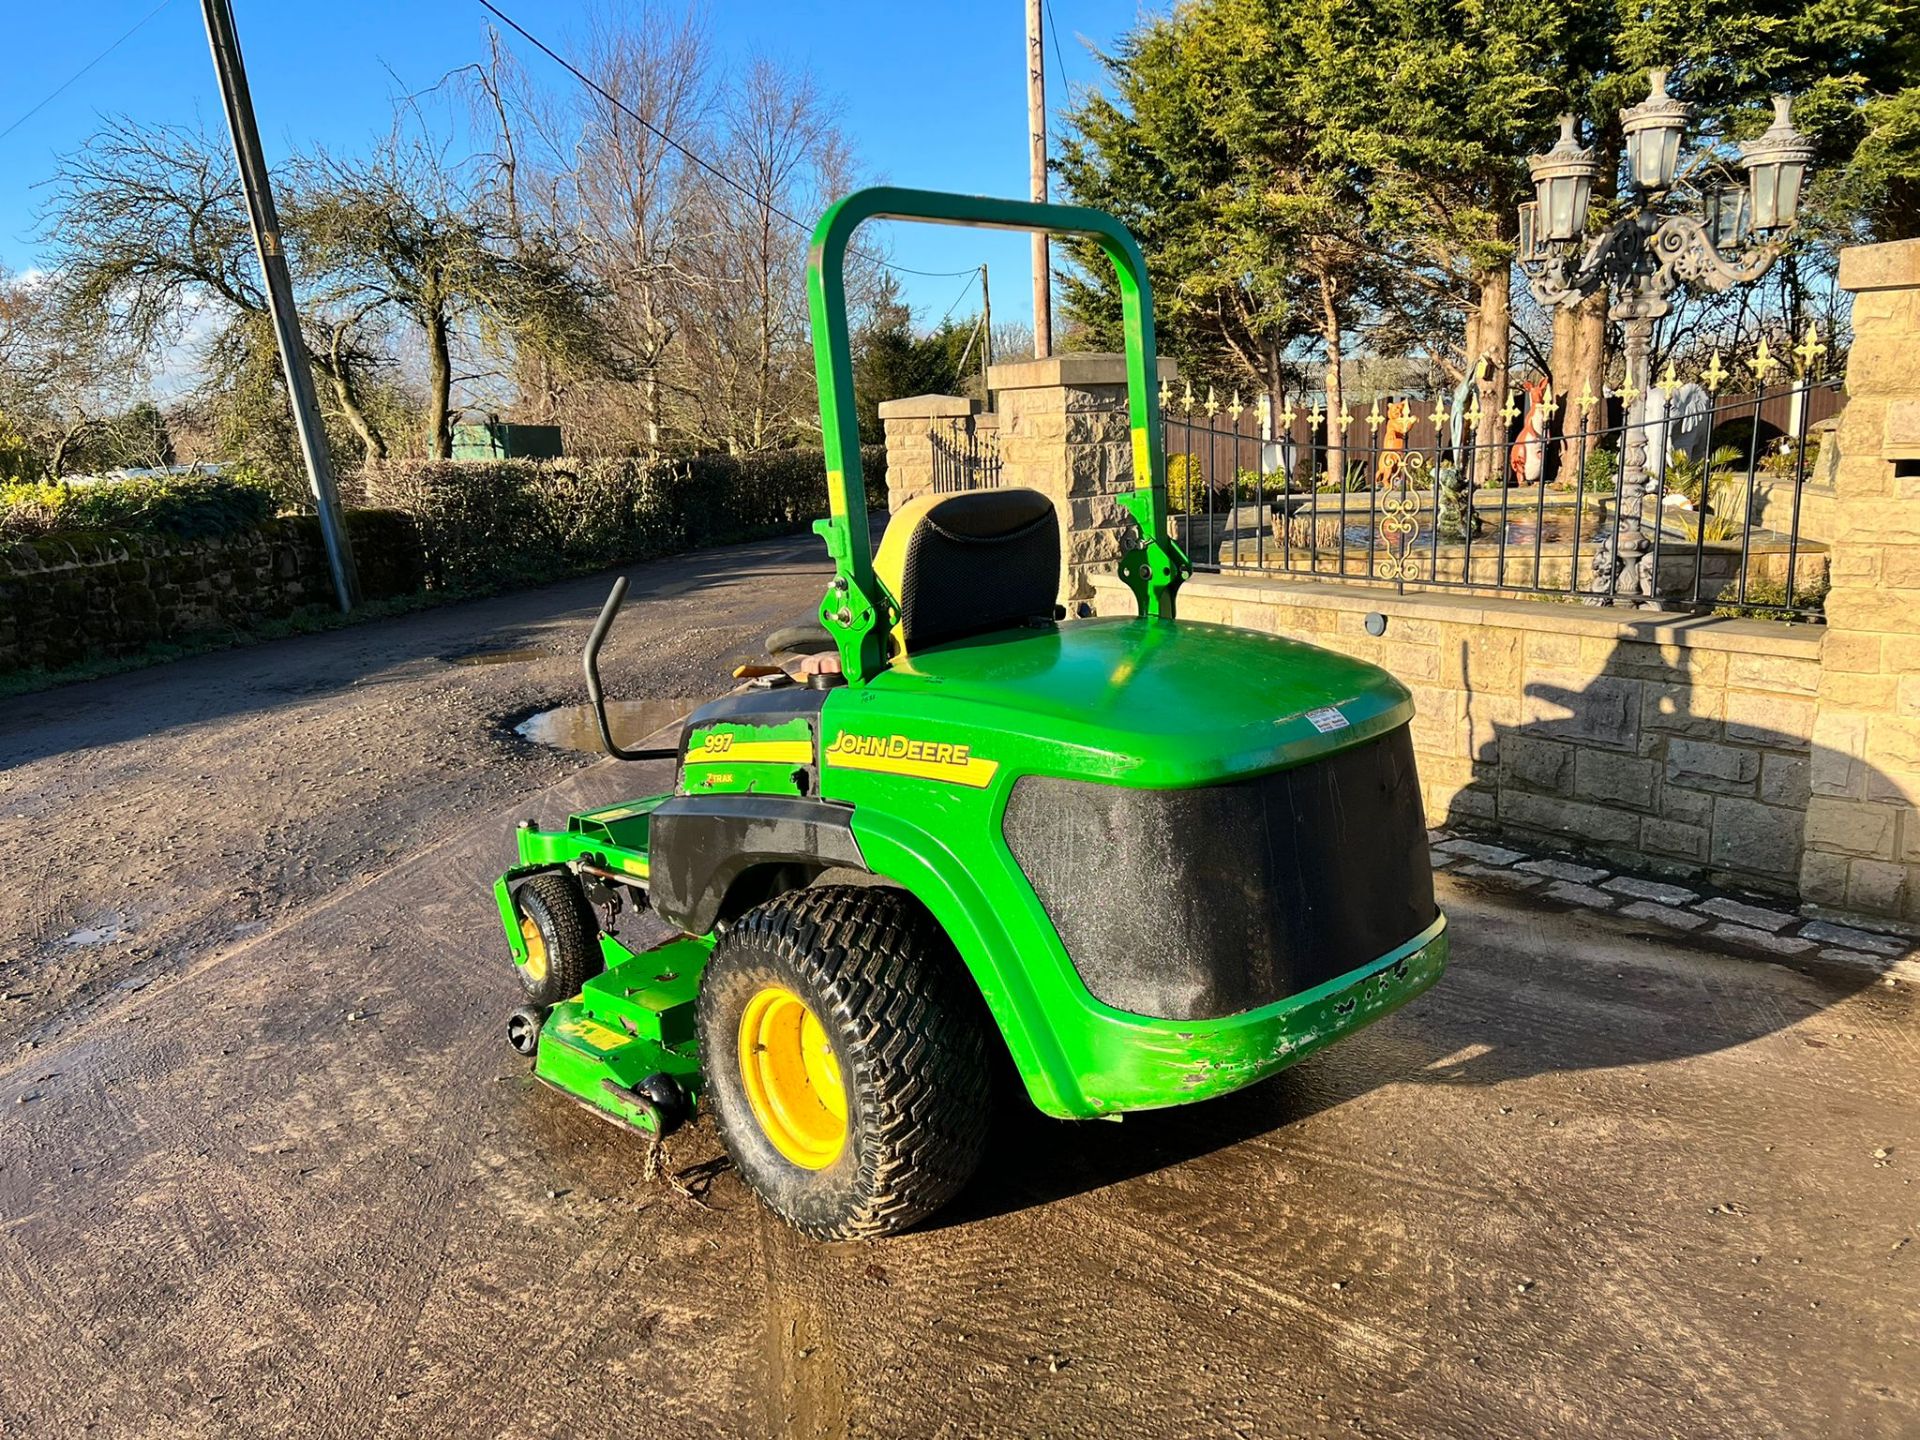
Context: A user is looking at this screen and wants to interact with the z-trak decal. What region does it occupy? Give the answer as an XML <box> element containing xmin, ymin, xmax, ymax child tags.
<box><xmin>824</xmin><ymin>731</ymin><xmax>1000</xmax><ymax>788</ymax></box>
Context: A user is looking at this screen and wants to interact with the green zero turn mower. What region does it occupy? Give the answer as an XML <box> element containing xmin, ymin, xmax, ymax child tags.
<box><xmin>494</xmin><ymin>188</ymin><xmax>1447</xmax><ymax>1240</ymax></box>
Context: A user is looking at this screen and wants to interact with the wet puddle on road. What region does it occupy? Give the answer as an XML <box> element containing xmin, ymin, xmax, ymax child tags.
<box><xmin>442</xmin><ymin>646</ymin><xmax>545</xmax><ymax>667</ymax></box>
<box><xmin>514</xmin><ymin>698</ymin><xmax>702</xmax><ymax>753</ymax></box>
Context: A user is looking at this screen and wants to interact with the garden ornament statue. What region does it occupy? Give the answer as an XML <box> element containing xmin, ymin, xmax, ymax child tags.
<box><xmin>1643</xmin><ymin>381</ymin><xmax>1711</xmax><ymax>487</ymax></box>
<box><xmin>1508</xmin><ymin>378</ymin><xmax>1553</xmax><ymax>486</ymax></box>
<box><xmin>1374</xmin><ymin>400</ymin><xmax>1417</xmax><ymax>486</ymax></box>
<box><xmin>1436</xmin><ymin>360</ymin><xmax>1490</xmax><ymax>539</ymax></box>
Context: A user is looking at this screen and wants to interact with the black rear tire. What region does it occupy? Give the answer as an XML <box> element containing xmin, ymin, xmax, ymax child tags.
<box><xmin>696</xmin><ymin>885</ymin><xmax>992</xmax><ymax>1240</ymax></box>
<box><xmin>513</xmin><ymin>872</ymin><xmax>600</xmax><ymax>1007</ymax></box>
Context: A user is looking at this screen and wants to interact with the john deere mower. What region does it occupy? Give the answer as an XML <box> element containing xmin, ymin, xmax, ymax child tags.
<box><xmin>493</xmin><ymin>188</ymin><xmax>1447</xmax><ymax>1240</ymax></box>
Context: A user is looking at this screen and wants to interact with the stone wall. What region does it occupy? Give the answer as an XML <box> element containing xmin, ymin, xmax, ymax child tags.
<box><xmin>875</xmin><ymin>394</ymin><xmax>978</xmax><ymax>511</ymax></box>
<box><xmin>0</xmin><ymin>511</ymin><xmax>422</xmax><ymax>674</ymax></box>
<box><xmin>988</xmin><ymin>354</ymin><xmax>1176</xmax><ymax>609</ymax></box>
<box><xmin>1800</xmin><ymin>238</ymin><xmax>1920</xmax><ymax>924</ymax></box>
<box><xmin>1091</xmin><ymin>571</ymin><xmax>1823</xmax><ymax>900</ymax></box>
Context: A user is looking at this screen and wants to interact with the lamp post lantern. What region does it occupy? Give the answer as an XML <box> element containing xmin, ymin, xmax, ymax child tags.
<box><xmin>1518</xmin><ymin>70</ymin><xmax>1811</xmax><ymax>605</ymax></box>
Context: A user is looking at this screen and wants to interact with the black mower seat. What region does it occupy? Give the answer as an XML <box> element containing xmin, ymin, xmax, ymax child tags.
<box><xmin>872</xmin><ymin>488</ymin><xmax>1060</xmax><ymax>656</ymax></box>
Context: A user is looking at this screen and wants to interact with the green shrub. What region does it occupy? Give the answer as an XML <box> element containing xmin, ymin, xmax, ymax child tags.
<box><xmin>1165</xmin><ymin>453</ymin><xmax>1208</xmax><ymax>512</ymax></box>
<box><xmin>0</xmin><ymin>473</ymin><xmax>277</xmax><ymax>540</ymax></box>
<box><xmin>363</xmin><ymin>446</ymin><xmax>889</xmax><ymax>592</ymax></box>
<box><xmin>1712</xmin><ymin>566</ymin><xmax>1830</xmax><ymax>618</ymax></box>
<box><xmin>1582</xmin><ymin>447</ymin><xmax>1622</xmax><ymax>492</ymax></box>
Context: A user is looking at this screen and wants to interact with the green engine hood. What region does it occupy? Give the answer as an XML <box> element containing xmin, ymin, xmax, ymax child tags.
<box><xmin>850</xmin><ymin>616</ymin><xmax>1413</xmax><ymax>789</ymax></box>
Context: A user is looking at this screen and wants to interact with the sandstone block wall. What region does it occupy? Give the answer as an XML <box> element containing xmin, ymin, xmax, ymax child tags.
<box><xmin>1800</xmin><ymin>238</ymin><xmax>1920</xmax><ymax>923</ymax></box>
<box><xmin>875</xmin><ymin>394</ymin><xmax>977</xmax><ymax>511</ymax></box>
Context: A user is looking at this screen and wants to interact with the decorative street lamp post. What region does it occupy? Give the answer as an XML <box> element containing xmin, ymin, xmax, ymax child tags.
<box><xmin>1517</xmin><ymin>70</ymin><xmax>1814</xmax><ymax>604</ymax></box>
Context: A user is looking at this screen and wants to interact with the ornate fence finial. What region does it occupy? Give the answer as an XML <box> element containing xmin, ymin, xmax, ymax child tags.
<box><xmin>1158</xmin><ymin>377</ymin><xmax>1170</xmax><ymax>409</ymax></box>
<box><xmin>1204</xmin><ymin>385</ymin><xmax>1220</xmax><ymax>418</ymax></box>
<box><xmin>1657</xmin><ymin>361</ymin><xmax>1681</xmax><ymax>398</ymax></box>
<box><xmin>1229</xmin><ymin>389</ymin><xmax>1245</xmax><ymax>420</ymax></box>
<box><xmin>1432</xmin><ymin>398</ymin><xmax>1450</xmax><ymax>428</ymax></box>
<box><xmin>1794</xmin><ymin>323</ymin><xmax>1826</xmax><ymax>376</ymax></box>
<box><xmin>1366</xmin><ymin>398</ymin><xmax>1384</xmax><ymax>432</ymax></box>
<box><xmin>1537</xmin><ymin>388</ymin><xmax>1559</xmax><ymax>423</ymax></box>
<box><xmin>1701</xmin><ymin>350</ymin><xmax>1728</xmax><ymax>393</ymax></box>
<box><xmin>1616</xmin><ymin>375</ymin><xmax>1640</xmax><ymax>409</ymax></box>
<box><xmin>1577</xmin><ymin>385</ymin><xmax>1600</xmax><ymax>416</ymax></box>
<box><xmin>1279</xmin><ymin>396</ymin><xmax>1298</xmax><ymax>430</ymax></box>
<box><xmin>1498</xmin><ymin>391</ymin><xmax>1520</xmax><ymax>425</ymax></box>
<box><xmin>1748</xmin><ymin>337</ymin><xmax>1780</xmax><ymax>383</ymax></box>
<box><xmin>1182</xmin><ymin>380</ymin><xmax>1195</xmax><ymax>409</ymax></box>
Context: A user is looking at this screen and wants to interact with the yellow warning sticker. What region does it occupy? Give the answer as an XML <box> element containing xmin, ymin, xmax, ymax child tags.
<box><xmin>555</xmin><ymin>1016</ymin><xmax>631</xmax><ymax>1051</ymax></box>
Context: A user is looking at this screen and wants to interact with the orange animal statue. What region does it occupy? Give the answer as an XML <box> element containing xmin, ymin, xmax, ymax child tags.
<box><xmin>1508</xmin><ymin>378</ymin><xmax>1552</xmax><ymax>486</ymax></box>
<box><xmin>1374</xmin><ymin>400</ymin><xmax>1417</xmax><ymax>486</ymax></box>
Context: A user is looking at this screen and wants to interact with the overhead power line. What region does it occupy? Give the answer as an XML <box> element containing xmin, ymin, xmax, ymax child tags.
<box><xmin>473</xmin><ymin>0</ymin><xmax>979</xmax><ymax>282</ymax></box>
<box><xmin>936</xmin><ymin>269</ymin><xmax>978</xmax><ymax>327</ymax></box>
<box><xmin>0</xmin><ymin>0</ymin><xmax>180</xmax><ymax>147</ymax></box>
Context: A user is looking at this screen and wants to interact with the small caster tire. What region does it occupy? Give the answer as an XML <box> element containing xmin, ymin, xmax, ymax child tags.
<box><xmin>506</xmin><ymin>1005</ymin><xmax>545</xmax><ymax>1056</ymax></box>
<box><xmin>512</xmin><ymin>872</ymin><xmax>600</xmax><ymax>1007</ymax></box>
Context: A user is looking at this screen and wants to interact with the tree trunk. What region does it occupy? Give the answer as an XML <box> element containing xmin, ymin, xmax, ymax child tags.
<box><xmin>425</xmin><ymin>307</ymin><xmax>453</xmax><ymax>461</ymax></box>
<box><xmin>1318</xmin><ymin>275</ymin><xmax>1344</xmax><ymax>488</ymax></box>
<box><xmin>1551</xmin><ymin>293</ymin><xmax>1607</xmax><ymax>475</ymax></box>
<box><xmin>1471</xmin><ymin>261</ymin><xmax>1511</xmax><ymax>484</ymax></box>
<box><xmin>643</xmin><ymin>365</ymin><xmax>662</xmax><ymax>455</ymax></box>
<box><xmin>321</xmin><ymin>345</ymin><xmax>387</xmax><ymax>464</ymax></box>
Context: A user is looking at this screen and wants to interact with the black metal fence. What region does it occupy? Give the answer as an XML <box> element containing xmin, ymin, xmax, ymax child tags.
<box><xmin>1158</xmin><ymin>361</ymin><xmax>1842</xmax><ymax>620</ymax></box>
<box><xmin>931</xmin><ymin>420</ymin><xmax>1003</xmax><ymax>493</ymax></box>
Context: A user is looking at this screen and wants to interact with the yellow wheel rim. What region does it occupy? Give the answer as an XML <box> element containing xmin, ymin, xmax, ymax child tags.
<box><xmin>738</xmin><ymin>985</ymin><xmax>846</xmax><ymax>1169</ymax></box>
<box><xmin>519</xmin><ymin>915</ymin><xmax>548</xmax><ymax>984</ymax></box>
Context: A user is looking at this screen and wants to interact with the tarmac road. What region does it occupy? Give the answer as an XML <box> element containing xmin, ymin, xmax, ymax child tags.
<box><xmin>2</xmin><ymin>537</ymin><xmax>1917</xmax><ymax>1439</ymax></box>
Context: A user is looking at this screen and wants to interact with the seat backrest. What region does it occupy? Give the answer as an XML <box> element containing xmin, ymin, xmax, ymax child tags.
<box><xmin>871</xmin><ymin>488</ymin><xmax>1060</xmax><ymax>656</ymax></box>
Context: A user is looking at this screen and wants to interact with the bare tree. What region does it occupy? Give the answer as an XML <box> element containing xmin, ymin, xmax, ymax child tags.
<box><xmin>0</xmin><ymin>268</ymin><xmax>149</xmax><ymax>477</ymax></box>
<box><xmin>670</xmin><ymin>57</ymin><xmax>867</xmax><ymax>453</ymax></box>
<box><xmin>39</xmin><ymin>117</ymin><xmax>401</xmax><ymax>469</ymax></box>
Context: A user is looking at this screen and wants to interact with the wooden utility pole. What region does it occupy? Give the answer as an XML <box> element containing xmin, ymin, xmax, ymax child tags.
<box><xmin>1026</xmin><ymin>0</ymin><xmax>1052</xmax><ymax>357</ymax></box>
<box><xmin>979</xmin><ymin>265</ymin><xmax>994</xmax><ymax>405</ymax></box>
<box><xmin>202</xmin><ymin>0</ymin><xmax>360</xmax><ymax>612</ymax></box>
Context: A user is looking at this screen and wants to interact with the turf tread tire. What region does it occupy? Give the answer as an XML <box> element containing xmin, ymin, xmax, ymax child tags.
<box><xmin>515</xmin><ymin>872</ymin><xmax>599</xmax><ymax>1007</ymax></box>
<box><xmin>696</xmin><ymin>885</ymin><xmax>991</xmax><ymax>1240</ymax></box>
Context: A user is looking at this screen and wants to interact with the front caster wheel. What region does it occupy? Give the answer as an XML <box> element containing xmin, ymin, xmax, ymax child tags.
<box><xmin>511</xmin><ymin>872</ymin><xmax>600</xmax><ymax>1007</ymax></box>
<box><xmin>695</xmin><ymin>886</ymin><xmax>992</xmax><ymax>1240</ymax></box>
<box><xmin>506</xmin><ymin>1005</ymin><xmax>545</xmax><ymax>1056</ymax></box>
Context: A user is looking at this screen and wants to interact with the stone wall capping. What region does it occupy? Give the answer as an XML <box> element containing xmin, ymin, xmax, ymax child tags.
<box><xmin>986</xmin><ymin>352</ymin><xmax>1178</xmax><ymax>392</ymax></box>
<box><xmin>875</xmin><ymin>393</ymin><xmax>978</xmax><ymax>420</ymax></box>
<box><xmin>1836</xmin><ymin>237</ymin><xmax>1920</xmax><ymax>294</ymax></box>
<box><xmin>1094</xmin><ymin>572</ymin><xmax>1825</xmax><ymax>661</ymax></box>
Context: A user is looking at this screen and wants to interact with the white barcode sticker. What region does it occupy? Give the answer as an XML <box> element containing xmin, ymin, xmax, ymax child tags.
<box><xmin>1306</xmin><ymin>706</ymin><xmax>1349</xmax><ymax>733</ymax></box>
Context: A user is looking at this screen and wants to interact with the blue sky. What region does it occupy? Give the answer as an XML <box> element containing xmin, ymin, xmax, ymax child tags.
<box><xmin>0</xmin><ymin>0</ymin><xmax>1139</xmax><ymax>328</ymax></box>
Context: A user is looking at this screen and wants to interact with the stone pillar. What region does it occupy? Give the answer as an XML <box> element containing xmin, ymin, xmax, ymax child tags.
<box><xmin>987</xmin><ymin>352</ymin><xmax>1176</xmax><ymax>608</ymax></box>
<box><xmin>875</xmin><ymin>393</ymin><xmax>977</xmax><ymax>511</ymax></box>
<box><xmin>1801</xmin><ymin>238</ymin><xmax>1920</xmax><ymax>924</ymax></box>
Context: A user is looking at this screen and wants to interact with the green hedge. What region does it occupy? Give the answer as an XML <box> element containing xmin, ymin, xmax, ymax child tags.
<box><xmin>363</xmin><ymin>446</ymin><xmax>888</xmax><ymax>591</ymax></box>
<box><xmin>0</xmin><ymin>474</ymin><xmax>277</xmax><ymax>541</ymax></box>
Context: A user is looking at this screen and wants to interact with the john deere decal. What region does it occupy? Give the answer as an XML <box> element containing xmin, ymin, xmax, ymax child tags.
<box><xmin>824</xmin><ymin>731</ymin><xmax>999</xmax><ymax>788</ymax></box>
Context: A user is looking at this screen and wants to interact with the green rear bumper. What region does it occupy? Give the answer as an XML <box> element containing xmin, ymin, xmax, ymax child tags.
<box><xmin>1063</xmin><ymin>914</ymin><xmax>1448</xmax><ymax>1114</ymax></box>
